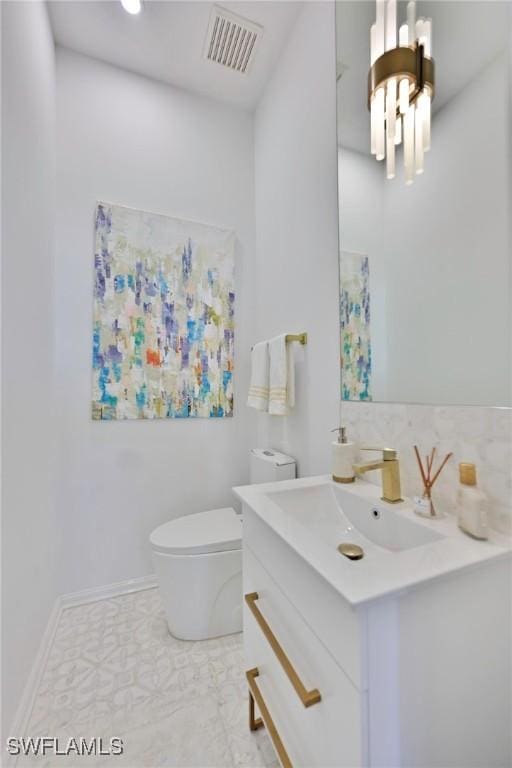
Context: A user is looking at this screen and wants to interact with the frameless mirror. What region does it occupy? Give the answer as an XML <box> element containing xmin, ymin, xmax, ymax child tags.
<box><xmin>336</xmin><ymin>0</ymin><xmax>511</xmax><ymax>406</ymax></box>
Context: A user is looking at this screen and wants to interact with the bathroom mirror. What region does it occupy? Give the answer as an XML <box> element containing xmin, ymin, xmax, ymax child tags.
<box><xmin>336</xmin><ymin>0</ymin><xmax>511</xmax><ymax>407</ymax></box>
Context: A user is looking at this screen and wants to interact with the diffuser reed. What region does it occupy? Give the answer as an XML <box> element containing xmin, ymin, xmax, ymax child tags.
<box><xmin>413</xmin><ymin>446</ymin><xmax>453</xmax><ymax>519</ymax></box>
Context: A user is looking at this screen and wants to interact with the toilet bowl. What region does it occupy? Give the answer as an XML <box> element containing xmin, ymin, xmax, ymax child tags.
<box><xmin>150</xmin><ymin>507</ymin><xmax>242</xmax><ymax>640</ymax></box>
<box><xmin>150</xmin><ymin>448</ymin><xmax>296</xmax><ymax>641</ymax></box>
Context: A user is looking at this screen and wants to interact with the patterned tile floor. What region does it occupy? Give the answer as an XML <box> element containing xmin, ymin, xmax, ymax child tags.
<box><xmin>18</xmin><ymin>588</ymin><xmax>277</xmax><ymax>768</ymax></box>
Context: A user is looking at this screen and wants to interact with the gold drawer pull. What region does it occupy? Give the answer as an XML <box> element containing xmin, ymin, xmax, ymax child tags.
<box><xmin>247</xmin><ymin>667</ymin><xmax>293</xmax><ymax>768</ymax></box>
<box><xmin>245</xmin><ymin>592</ymin><xmax>321</xmax><ymax>707</ymax></box>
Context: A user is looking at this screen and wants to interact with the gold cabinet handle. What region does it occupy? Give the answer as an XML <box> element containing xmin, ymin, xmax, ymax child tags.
<box><xmin>247</xmin><ymin>667</ymin><xmax>293</xmax><ymax>768</ymax></box>
<box><xmin>244</xmin><ymin>592</ymin><xmax>321</xmax><ymax>707</ymax></box>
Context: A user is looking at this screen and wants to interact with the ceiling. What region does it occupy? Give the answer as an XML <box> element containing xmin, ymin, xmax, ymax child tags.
<box><xmin>48</xmin><ymin>1</ymin><xmax>303</xmax><ymax>110</ymax></box>
<box><xmin>336</xmin><ymin>1</ymin><xmax>511</xmax><ymax>154</ymax></box>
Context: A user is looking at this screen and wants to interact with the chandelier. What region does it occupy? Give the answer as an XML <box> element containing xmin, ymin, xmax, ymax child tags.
<box><xmin>368</xmin><ymin>0</ymin><xmax>434</xmax><ymax>184</ymax></box>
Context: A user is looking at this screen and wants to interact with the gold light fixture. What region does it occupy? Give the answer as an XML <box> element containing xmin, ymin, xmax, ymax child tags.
<box><xmin>368</xmin><ymin>0</ymin><xmax>435</xmax><ymax>184</ymax></box>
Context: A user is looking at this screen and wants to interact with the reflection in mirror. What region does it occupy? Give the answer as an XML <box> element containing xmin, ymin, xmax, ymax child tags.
<box><xmin>336</xmin><ymin>1</ymin><xmax>511</xmax><ymax>407</ymax></box>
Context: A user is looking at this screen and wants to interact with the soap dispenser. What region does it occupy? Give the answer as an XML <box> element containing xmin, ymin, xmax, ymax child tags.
<box><xmin>456</xmin><ymin>462</ymin><xmax>489</xmax><ymax>540</ymax></box>
<box><xmin>331</xmin><ymin>427</ymin><xmax>356</xmax><ymax>483</ymax></box>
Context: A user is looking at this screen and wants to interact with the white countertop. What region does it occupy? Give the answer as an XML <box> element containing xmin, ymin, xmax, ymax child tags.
<box><xmin>233</xmin><ymin>475</ymin><xmax>511</xmax><ymax>606</ymax></box>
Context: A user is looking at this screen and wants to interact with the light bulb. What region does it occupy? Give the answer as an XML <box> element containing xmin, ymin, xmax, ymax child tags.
<box><xmin>404</xmin><ymin>106</ymin><xmax>414</xmax><ymax>185</ymax></box>
<box><xmin>121</xmin><ymin>0</ymin><xmax>141</xmax><ymax>14</ymax></box>
<box><xmin>370</xmin><ymin>24</ymin><xmax>377</xmax><ymax>65</ymax></box>
<box><xmin>386</xmin><ymin>131</ymin><xmax>396</xmax><ymax>179</ymax></box>
<box><xmin>423</xmin><ymin>87</ymin><xmax>431</xmax><ymax>151</ymax></box>
<box><xmin>375</xmin><ymin>87</ymin><xmax>385</xmax><ymax>161</ymax></box>
<box><xmin>415</xmin><ymin>102</ymin><xmax>424</xmax><ymax>174</ymax></box>
<box><xmin>424</xmin><ymin>18</ymin><xmax>432</xmax><ymax>57</ymax></box>
<box><xmin>407</xmin><ymin>1</ymin><xmax>416</xmax><ymax>45</ymax></box>
<box><xmin>376</xmin><ymin>0</ymin><xmax>385</xmax><ymax>59</ymax></box>
<box><xmin>399</xmin><ymin>24</ymin><xmax>408</xmax><ymax>47</ymax></box>
<box><xmin>394</xmin><ymin>115</ymin><xmax>402</xmax><ymax>145</ymax></box>
<box><xmin>416</xmin><ymin>18</ymin><xmax>427</xmax><ymax>52</ymax></box>
<box><xmin>399</xmin><ymin>77</ymin><xmax>409</xmax><ymax>114</ymax></box>
<box><xmin>370</xmin><ymin>95</ymin><xmax>377</xmax><ymax>155</ymax></box>
<box><xmin>386</xmin><ymin>78</ymin><xmax>397</xmax><ymax>142</ymax></box>
<box><xmin>385</xmin><ymin>0</ymin><xmax>396</xmax><ymax>52</ymax></box>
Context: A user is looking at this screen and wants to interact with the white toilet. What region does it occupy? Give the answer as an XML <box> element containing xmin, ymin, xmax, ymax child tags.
<box><xmin>150</xmin><ymin>448</ymin><xmax>296</xmax><ymax>641</ymax></box>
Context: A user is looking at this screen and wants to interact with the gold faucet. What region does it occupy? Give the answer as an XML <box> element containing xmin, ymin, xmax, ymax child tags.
<box><xmin>353</xmin><ymin>447</ymin><xmax>403</xmax><ymax>504</ymax></box>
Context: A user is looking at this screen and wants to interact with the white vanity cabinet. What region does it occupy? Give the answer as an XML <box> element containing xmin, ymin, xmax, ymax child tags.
<box><xmin>241</xmin><ymin>498</ymin><xmax>511</xmax><ymax>768</ymax></box>
<box><xmin>244</xmin><ymin>545</ymin><xmax>366</xmax><ymax>768</ymax></box>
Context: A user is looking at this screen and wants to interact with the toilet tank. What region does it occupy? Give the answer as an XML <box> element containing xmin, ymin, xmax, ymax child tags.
<box><xmin>249</xmin><ymin>448</ymin><xmax>296</xmax><ymax>484</ymax></box>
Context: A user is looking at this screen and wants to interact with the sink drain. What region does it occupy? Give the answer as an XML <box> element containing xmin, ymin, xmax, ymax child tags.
<box><xmin>338</xmin><ymin>542</ymin><xmax>364</xmax><ymax>560</ymax></box>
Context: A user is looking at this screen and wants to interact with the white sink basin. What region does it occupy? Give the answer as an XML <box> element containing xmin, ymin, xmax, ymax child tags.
<box><xmin>234</xmin><ymin>475</ymin><xmax>510</xmax><ymax>605</ymax></box>
<box><xmin>267</xmin><ymin>483</ymin><xmax>444</xmax><ymax>552</ymax></box>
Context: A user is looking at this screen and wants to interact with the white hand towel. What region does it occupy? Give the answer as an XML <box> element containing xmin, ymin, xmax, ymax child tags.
<box><xmin>268</xmin><ymin>334</ymin><xmax>295</xmax><ymax>416</ymax></box>
<box><xmin>247</xmin><ymin>341</ymin><xmax>270</xmax><ymax>411</ymax></box>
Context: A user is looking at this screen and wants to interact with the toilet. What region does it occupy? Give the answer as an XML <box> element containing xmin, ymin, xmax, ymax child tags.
<box><xmin>150</xmin><ymin>448</ymin><xmax>296</xmax><ymax>640</ymax></box>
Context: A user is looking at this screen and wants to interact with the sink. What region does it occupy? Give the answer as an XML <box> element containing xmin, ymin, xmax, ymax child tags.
<box><xmin>267</xmin><ymin>482</ymin><xmax>444</xmax><ymax>552</ymax></box>
<box><xmin>234</xmin><ymin>474</ymin><xmax>509</xmax><ymax>607</ymax></box>
<box><xmin>235</xmin><ymin>474</ymin><xmax>511</xmax><ymax>768</ymax></box>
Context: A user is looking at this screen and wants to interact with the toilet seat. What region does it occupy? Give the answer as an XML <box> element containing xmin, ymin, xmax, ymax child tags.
<box><xmin>150</xmin><ymin>507</ymin><xmax>242</xmax><ymax>556</ymax></box>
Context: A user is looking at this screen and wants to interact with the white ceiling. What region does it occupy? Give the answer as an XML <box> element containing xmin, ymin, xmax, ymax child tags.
<box><xmin>336</xmin><ymin>0</ymin><xmax>511</xmax><ymax>154</ymax></box>
<box><xmin>48</xmin><ymin>1</ymin><xmax>303</xmax><ymax>110</ymax></box>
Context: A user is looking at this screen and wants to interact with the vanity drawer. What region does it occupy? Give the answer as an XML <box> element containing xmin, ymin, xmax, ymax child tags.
<box><xmin>243</xmin><ymin>503</ymin><xmax>366</xmax><ymax>690</ymax></box>
<box><xmin>244</xmin><ymin>546</ymin><xmax>367</xmax><ymax>768</ymax></box>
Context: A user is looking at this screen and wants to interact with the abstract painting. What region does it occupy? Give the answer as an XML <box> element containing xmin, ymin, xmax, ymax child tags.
<box><xmin>340</xmin><ymin>251</ymin><xmax>372</xmax><ymax>401</ymax></box>
<box><xmin>92</xmin><ymin>202</ymin><xmax>235</xmax><ymax>420</ymax></box>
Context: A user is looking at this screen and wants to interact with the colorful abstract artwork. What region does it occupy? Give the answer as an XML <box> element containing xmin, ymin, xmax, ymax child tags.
<box><xmin>340</xmin><ymin>251</ymin><xmax>372</xmax><ymax>401</ymax></box>
<box><xmin>92</xmin><ymin>202</ymin><xmax>235</xmax><ymax>420</ymax></box>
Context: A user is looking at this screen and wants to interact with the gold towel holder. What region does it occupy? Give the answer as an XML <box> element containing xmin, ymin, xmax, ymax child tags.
<box><xmin>285</xmin><ymin>332</ymin><xmax>307</xmax><ymax>345</ymax></box>
<box><xmin>251</xmin><ymin>333</ymin><xmax>307</xmax><ymax>350</ymax></box>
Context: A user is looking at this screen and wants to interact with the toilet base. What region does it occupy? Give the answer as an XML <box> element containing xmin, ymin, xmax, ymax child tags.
<box><xmin>152</xmin><ymin>547</ymin><xmax>242</xmax><ymax>641</ymax></box>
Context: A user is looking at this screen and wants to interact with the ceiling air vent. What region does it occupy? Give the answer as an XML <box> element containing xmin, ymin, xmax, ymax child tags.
<box><xmin>204</xmin><ymin>5</ymin><xmax>263</xmax><ymax>75</ymax></box>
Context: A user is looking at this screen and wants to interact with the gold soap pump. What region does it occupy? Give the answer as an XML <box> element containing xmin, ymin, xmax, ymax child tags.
<box><xmin>331</xmin><ymin>426</ymin><xmax>356</xmax><ymax>484</ymax></box>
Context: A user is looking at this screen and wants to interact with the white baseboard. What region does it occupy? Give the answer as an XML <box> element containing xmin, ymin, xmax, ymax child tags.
<box><xmin>60</xmin><ymin>573</ymin><xmax>158</xmax><ymax>609</ymax></box>
<box><xmin>6</xmin><ymin>573</ymin><xmax>158</xmax><ymax>762</ymax></box>
<box><xmin>7</xmin><ymin>597</ymin><xmax>63</xmax><ymax>766</ymax></box>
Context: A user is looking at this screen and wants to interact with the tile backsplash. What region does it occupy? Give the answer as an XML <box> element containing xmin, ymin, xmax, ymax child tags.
<box><xmin>342</xmin><ymin>402</ymin><xmax>511</xmax><ymax>535</ymax></box>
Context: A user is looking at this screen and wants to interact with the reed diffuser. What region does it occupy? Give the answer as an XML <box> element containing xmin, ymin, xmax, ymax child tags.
<box><xmin>413</xmin><ymin>446</ymin><xmax>453</xmax><ymax>519</ymax></box>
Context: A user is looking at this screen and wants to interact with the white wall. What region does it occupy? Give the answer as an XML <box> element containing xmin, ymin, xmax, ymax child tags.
<box><xmin>1</xmin><ymin>1</ymin><xmax>58</xmax><ymax>736</ymax></box>
<box><xmin>253</xmin><ymin>2</ymin><xmax>340</xmax><ymax>476</ymax></box>
<box><xmin>339</xmin><ymin>53</ymin><xmax>511</xmax><ymax>406</ymax></box>
<box><xmin>55</xmin><ymin>48</ymin><xmax>255</xmax><ymax>593</ymax></box>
